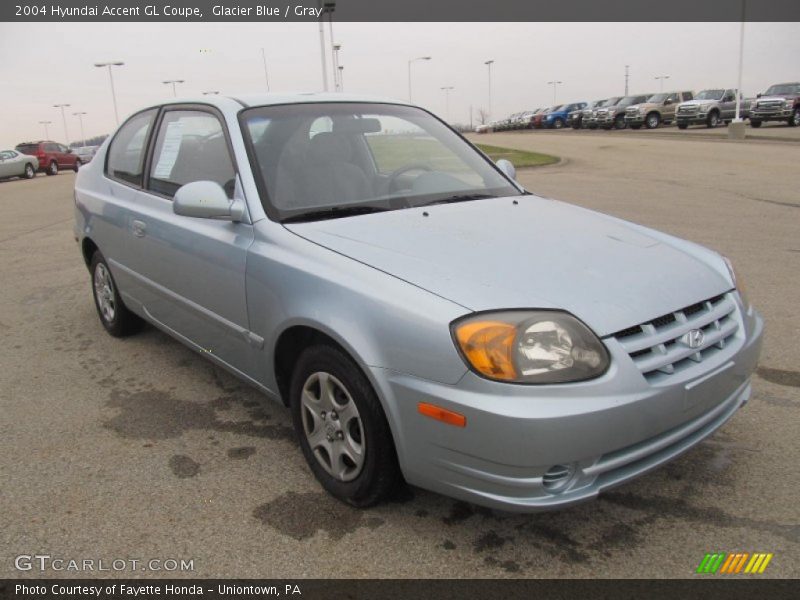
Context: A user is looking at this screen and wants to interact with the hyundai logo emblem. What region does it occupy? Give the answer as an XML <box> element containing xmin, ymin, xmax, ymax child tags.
<box><xmin>682</xmin><ymin>329</ymin><xmax>705</xmax><ymax>349</ymax></box>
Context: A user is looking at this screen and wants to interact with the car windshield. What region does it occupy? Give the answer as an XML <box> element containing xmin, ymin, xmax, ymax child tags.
<box><xmin>695</xmin><ymin>89</ymin><xmax>725</xmax><ymax>100</ymax></box>
<box><xmin>646</xmin><ymin>93</ymin><xmax>669</xmax><ymax>103</ymax></box>
<box><xmin>765</xmin><ymin>83</ymin><xmax>800</xmax><ymax>95</ymax></box>
<box><xmin>241</xmin><ymin>102</ymin><xmax>519</xmax><ymax>222</ymax></box>
<box><xmin>600</xmin><ymin>97</ymin><xmax>622</xmax><ymax>107</ymax></box>
<box><xmin>618</xmin><ymin>95</ymin><xmax>648</xmax><ymax>106</ymax></box>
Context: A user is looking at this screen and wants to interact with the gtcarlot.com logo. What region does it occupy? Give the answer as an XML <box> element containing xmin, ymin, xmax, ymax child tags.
<box><xmin>696</xmin><ymin>552</ymin><xmax>774</xmax><ymax>574</ymax></box>
<box><xmin>14</xmin><ymin>554</ymin><xmax>194</xmax><ymax>572</ymax></box>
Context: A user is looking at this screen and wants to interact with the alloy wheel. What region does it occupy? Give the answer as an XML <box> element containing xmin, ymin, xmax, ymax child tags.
<box><xmin>93</xmin><ymin>263</ymin><xmax>116</xmax><ymax>323</ymax></box>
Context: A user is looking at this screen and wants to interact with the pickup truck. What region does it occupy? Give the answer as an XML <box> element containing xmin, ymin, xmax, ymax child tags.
<box><xmin>595</xmin><ymin>94</ymin><xmax>651</xmax><ymax>129</ymax></box>
<box><xmin>749</xmin><ymin>82</ymin><xmax>800</xmax><ymax>128</ymax></box>
<box><xmin>625</xmin><ymin>91</ymin><xmax>694</xmax><ymax>129</ymax></box>
<box><xmin>675</xmin><ymin>89</ymin><xmax>750</xmax><ymax>129</ymax></box>
<box><xmin>568</xmin><ymin>99</ymin><xmax>605</xmax><ymax>129</ymax></box>
<box><xmin>543</xmin><ymin>102</ymin><xmax>588</xmax><ymax>129</ymax></box>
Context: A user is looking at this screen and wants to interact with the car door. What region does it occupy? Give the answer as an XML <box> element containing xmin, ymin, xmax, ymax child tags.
<box><xmin>59</xmin><ymin>143</ymin><xmax>76</xmax><ymax>168</ymax></box>
<box><xmin>0</xmin><ymin>151</ymin><xmax>13</xmax><ymax>177</ymax></box>
<box><xmin>126</xmin><ymin>105</ymin><xmax>257</xmax><ymax>379</ymax></box>
<box><xmin>720</xmin><ymin>90</ymin><xmax>736</xmax><ymax>119</ymax></box>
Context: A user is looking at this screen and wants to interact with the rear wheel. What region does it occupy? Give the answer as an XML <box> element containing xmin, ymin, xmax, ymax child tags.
<box><xmin>23</xmin><ymin>163</ymin><xmax>35</xmax><ymax>179</ymax></box>
<box><xmin>645</xmin><ymin>112</ymin><xmax>661</xmax><ymax>129</ymax></box>
<box><xmin>750</xmin><ymin>120</ymin><xmax>762</xmax><ymax>128</ymax></box>
<box><xmin>290</xmin><ymin>344</ymin><xmax>401</xmax><ymax>507</ymax></box>
<box><xmin>47</xmin><ymin>161</ymin><xmax>58</xmax><ymax>176</ymax></box>
<box><xmin>706</xmin><ymin>111</ymin><xmax>720</xmax><ymax>128</ymax></box>
<box><xmin>73</xmin><ymin>159</ymin><xmax>82</xmax><ymax>173</ymax></box>
<box><xmin>90</xmin><ymin>251</ymin><xmax>144</xmax><ymax>337</ymax></box>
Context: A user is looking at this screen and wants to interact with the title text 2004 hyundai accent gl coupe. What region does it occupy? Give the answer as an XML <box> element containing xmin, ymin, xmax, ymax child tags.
<box><xmin>74</xmin><ymin>94</ymin><xmax>763</xmax><ymax>511</ymax></box>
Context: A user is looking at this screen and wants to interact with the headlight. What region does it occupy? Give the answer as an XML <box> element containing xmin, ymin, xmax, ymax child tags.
<box><xmin>785</xmin><ymin>99</ymin><xmax>794</xmax><ymax>108</ymax></box>
<box><xmin>723</xmin><ymin>256</ymin><xmax>749</xmax><ymax>308</ymax></box>
<box><xmin>451</xmin><ymin>311</ymin><xmax>610</xmax><ymax>384</ymax></box>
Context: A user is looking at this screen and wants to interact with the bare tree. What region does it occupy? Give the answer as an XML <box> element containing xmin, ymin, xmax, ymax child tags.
<box><xmin>477</xmin><ymin>107</ymin><xmax>490</xmax><ymax>125</ymax></box>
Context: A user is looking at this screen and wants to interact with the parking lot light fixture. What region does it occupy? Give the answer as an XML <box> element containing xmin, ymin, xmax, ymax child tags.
<box><xmin>163</xmin><ymin>80</ymin><xmax>185</xmax><ymax>97</ymax></box>
<box><xmin>440</xmin><ymin>86</ymin><xmax>454</xmax><ymax>122</ymax></box>
<box><xmin>408</xmin><ymin>56</ymin><xmax>432</xmax><ymax>103</ymax></box>
<box><xmin>53</xmin><ymin>104</ymin><xmax>71</xmax><ymax>145</ymax></box>
<box><xmin>202</xmin><ymin>91</ymin><xmax>220</xmax><ymax>95</ymax></box>
<box><xmin>39</xmin><ymin>120</ymin><xmax>52</xmax><ymax>139</ymax></box>
<box><xmin>547</xmin><ymin>80</ymin><xmax>562</xmax><ymax>104</ymax></box>
<box><xmin>73</xmin><ymin>112</ymin><xmax>87</xmax><ymax>148</ymax></box>
<box><xmin>94</xmin><ymin>61</ymin><xmax>124</xmax><ymax>126</ymax></box>
<box><xmin>654</xmin><ymin>75</ymin><xmax>670</xmax><ymax>92</ymax></box>
<box><xmin>485</xmin><ymin>60</ymin><xmax>495</xmax><ymax>120</ymax></box>
<box><xmin>338</xmin><ymin>65</ymin><xmax>344</xmax><ymax>92</ymax></box>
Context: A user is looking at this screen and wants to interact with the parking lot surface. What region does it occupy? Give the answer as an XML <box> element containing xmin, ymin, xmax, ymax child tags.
<box><xmin>1</xmin><ymin>131</ymin><xmax>798</xmax><ymax>579</ymax></box>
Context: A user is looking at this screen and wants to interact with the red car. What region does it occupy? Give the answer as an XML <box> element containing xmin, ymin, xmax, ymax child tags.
<box><xmin>15</xmin><ymin>140</ymin><xmax>82</xmax><ymax>175</ymax></box>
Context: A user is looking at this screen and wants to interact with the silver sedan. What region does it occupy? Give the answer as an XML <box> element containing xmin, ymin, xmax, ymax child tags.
<box><xmin>74</xmin><ymin>94</ymin><xmax>763</xmax><ymax>511</ymax></box>
<box><xmin>0</xmin><ymin>149</ymin><xmax>37</xmax><ymax>180</ymax></box>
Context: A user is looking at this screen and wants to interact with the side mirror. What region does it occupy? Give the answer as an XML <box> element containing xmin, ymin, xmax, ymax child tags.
<box><xmin>757</xmin><ymin>93</ymin><xmax>762</xmax><ymax>98</ymax></box>
<box><xmin>664</xmin><ymin>99</ymin><xmax>673</xmax><ymax>106</ymax></box>
<box><xmin>66</xmin><ymin>148</ymin><xmax>73</xmax><ymax>154</ymax></box>
<box><xmin>496</xmin><ymin>159</ymin><xmax>516</xmax><ymax>181</ymax></box>
<box><xmin>173</xmin><ymin>180</ymin><xmax>244</xmax><ymax>221</ymax></box>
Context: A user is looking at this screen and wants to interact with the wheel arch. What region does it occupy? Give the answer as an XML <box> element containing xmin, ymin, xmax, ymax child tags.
<box><xmin>81</xmin><ymin>237</ymin><xmax>99</xmax><ymax>270</ymax></box>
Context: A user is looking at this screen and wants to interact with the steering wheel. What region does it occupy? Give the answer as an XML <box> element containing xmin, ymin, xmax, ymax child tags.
<box><xmin>387</xmin><ymin>163</ymin><xmax>432</xmax><ymax>194</ymax></box>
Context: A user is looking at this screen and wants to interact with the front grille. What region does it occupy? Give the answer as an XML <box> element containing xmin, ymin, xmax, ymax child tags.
<box><xmin>678</xmin><ymin>105</ymin><xmax>698</xmax><ymax>115</ymax></box>
<box><xmin>625</xmin><ymin>107</ymin><xmax>639</xmax><ymax>116</ymax></box>
<box><xmin>610</xmin><ymin>293</ymin><xmax>739</xmax><ymax>383</ymax></box>
<box><xmin>757</xmin><ymin>100</ymin><xmax>783</xmax><ymax>109</ymax></box>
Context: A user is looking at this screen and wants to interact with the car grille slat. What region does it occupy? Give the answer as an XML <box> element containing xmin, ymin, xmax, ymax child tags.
<box><xmin>610</xmin><ymin>293</ymin><xmax>739</xmax><ymax>382</ymax></box>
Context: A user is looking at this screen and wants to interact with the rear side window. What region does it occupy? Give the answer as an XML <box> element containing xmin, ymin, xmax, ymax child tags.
<box><xmin>148</xmin><ymin>110</ymin><xmax>236</xmax><ymax>199</ymax></box>
<box><xmin>106</xmin><ymin>109</ymin><xmax>157</xmax><ymax>187</ymax></box>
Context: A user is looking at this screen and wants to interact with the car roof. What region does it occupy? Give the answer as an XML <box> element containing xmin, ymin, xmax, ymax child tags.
<box><xmin>155</xmin><ymin>92</ymin><xmax>413</xmax><ymax>111</ymax></box>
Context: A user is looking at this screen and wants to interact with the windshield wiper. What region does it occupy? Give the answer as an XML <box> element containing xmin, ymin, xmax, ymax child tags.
<box><xmin>282</xmin><ymin>205</ymin><xmax>389</xmax><ymax>223</ymax></box>
<box><xmin>419</xmin><ymin>193</ymin><xmax>497</xmax><ymax>207</ymax></box>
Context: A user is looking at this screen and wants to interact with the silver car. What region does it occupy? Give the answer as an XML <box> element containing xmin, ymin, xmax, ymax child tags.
<box><xmin>0</xmin><ymin>149</ymin><xmax>38</xmax><ymax>180</ymax></box>
<box><xmin>74</xmin><ymin>94</ymin><xmax>763</xmax><ymax>511</ymax></box>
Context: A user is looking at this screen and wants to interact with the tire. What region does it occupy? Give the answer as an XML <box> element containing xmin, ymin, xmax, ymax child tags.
<box><xmin>645</xmin><ymin>112</ymin><xmax>661</xmax><ymax>129</ymax></box>
<box><xmin>706</xmin><ymin>111</ymin><xmax>720</xmax><ymax>128</ymax></box>
<box><xmin>23</xmin><ymin>163</ymin><xmax>35</xmax><ymax>179</ymax></box>
<box><xmin>46</xmin><ymin>161</ymin><xmax>58</xmax><ymax>176</ymax></box>
<box><xmin>73</xmin><ymin>159</ymin><xmax>82</xmax><ymax>173</ymax></box>
<box><xmin>571</xmin><ymin>120</ymin><xmax>581</xmax><ymax>130</ymax></box>
<box><xmin>750</xmin><ymin>120</ymin><xmax>762</xmax><ymax>128</ymax></box>
<box><xmin>630</xmin><ymin>124</ymin><xmax>642</xmax><ymax>130</ymax></box>
<box><xmin>89</xmin><ymin>251</ymin><xmax>144</xmax><ymax>337</ymax></box>
<box><xmin>290</xmin><ymin>344</ymin><xmax>401</xmax><ymax>507</ymax></box>
<box><xmin>677</xmin><ymin>123</ymin><xmax>688</xmax><ymax>130</ymax></box>
<box><xmin>789</xmin><ymin>108</ymin><xmax>800</xmax><ymax>127</ymax></box>
<box><xmin>552</xmin><ymin>118</ymin><xmax>565</xmax><ymax>129</ymax></box>
<box><xmin>614</xmin><ymin>115</ymin><xmax>627</xmax><ymax>130</ymax></box>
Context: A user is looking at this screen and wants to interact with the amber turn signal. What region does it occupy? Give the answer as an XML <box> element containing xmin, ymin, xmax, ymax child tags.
<box><xmin>418</xmin><ymin>402</ymin><xmax>467</xmax><ymax>427</ymax></box>
<box><xmin>453</xmin><ymin>320</ymin><xmax>518</xmax><ymax>380</ymax></box>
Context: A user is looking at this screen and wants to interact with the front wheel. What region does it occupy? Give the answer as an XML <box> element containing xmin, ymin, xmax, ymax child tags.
<box><xmin>630</xmin><ymin>123</ymin><xmax>642</xmax><ymax>130</ymax></box>
<box><xmin>789</xmin><ymin>108</ymin><xmax>800</xmax><ymax>127</ymax></box>
<box><xmin>90</xmin><ymin>251</ymin><xmax>144</xmax><ymax>337</ymax></box>
<box><xmin>24</xmin><ymin>163</ymin><xmax>35</xmax><ymax>179</ymax></box>
<box><xmin>750</xmin><ymin>120</ymin><xmax>762</xmax><ymax>128</ymax></box>
<box><xmin>677</xmin><ymin>123</ymin><xmax>688</xmax><ymax>130</ymax></box>
<box><xmin>706</xmin><ymin>111</ymin><xmax>720</xmax><ymax>128</ymax></box>
<box><xmin>613</xmin><ymin>115</ymin><xmax>627</xmax><ymax>129</ymax></box>
<box><xmin>645</xmin><ymin>112</ymin><xmax>661</xmax><ymax>129</ymax></box>
<box><xmin>552</xmin><ymin>118</ymin><xmax>564</xmax><ymax>129</ymax></box>
<box><xmin>291</xmin><ymin>344</ymin><xmax>401</xmax><ymax>507</ymax></box>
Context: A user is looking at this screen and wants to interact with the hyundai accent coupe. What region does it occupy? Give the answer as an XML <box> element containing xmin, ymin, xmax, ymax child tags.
<box><xmin>74</xmin><ymin>94</ymin><xmax>763</xmax><ymax>511</ymax></box>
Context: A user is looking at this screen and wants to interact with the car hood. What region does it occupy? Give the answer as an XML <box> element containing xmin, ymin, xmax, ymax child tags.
<box><xmin>285</xmin><ymin>196</ymin><xmax>732</xmax><ymax>337</ymax></box>
<box><xmin>756</xmin><ymin>94</ymin><xmax>796</xmax><ymax>102</ymax></box>
<box><xmin>680</xmin><ymin>99</ymin><xmax>717</xmax><ymax>107</ymax></box>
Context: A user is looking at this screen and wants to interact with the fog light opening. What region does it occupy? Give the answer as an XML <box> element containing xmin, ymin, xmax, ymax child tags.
<box><xmin>542</xmin><ymin>464</ymin><xmax>576</xmax><ymax>493</ymax></box>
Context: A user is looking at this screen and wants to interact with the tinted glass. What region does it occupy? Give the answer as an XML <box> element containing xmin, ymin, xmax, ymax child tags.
<box><xmin>148</xmin><ymin>110</ymin><xmax>236</xmax><ymax>199</ymax></box>
<box><xmin>15</xmin><ymin>144</ymin><xmax>38</xmax><ymax>155</ymax></box>
<box><xmin>241</xmin><ymin>102</ymin><xmax>518</xmax><ymax>221</ymax></box>
<box><xmin>106</xmin><ymin>109</ymin><xmax>156</xmax><ymax>187</ymax></box>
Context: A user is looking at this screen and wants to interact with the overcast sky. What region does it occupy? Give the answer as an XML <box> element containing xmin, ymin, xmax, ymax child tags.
<box><xmin>1</xmin><ymin>21</ymin><xmax>798</xmax><ymax>148</ymax></box>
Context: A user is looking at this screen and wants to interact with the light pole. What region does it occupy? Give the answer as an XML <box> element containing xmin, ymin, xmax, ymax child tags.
<box><xmin>338</xmin><ymin>65</ymin><xmax>345</xmax><ymax>92</ymax></box>
<box><xmin>332</xmin><ymin>44</ymin><xmax>342</xmax><ymax>91</ymax></box>
<box><xmin>73</xmin><ymin>112</ymin><xmax>87</xmax><ymax>148</ymax></box>
<box><xmin>163</xmin><ymin>80</ymin><xmax>185</xmax><ymax>97</ymax></box>
<box><xmin>202</xmin><ymin>91</ymin><xmax>219</xmax><ymax>95</ymax></box>
<box><xmin>408</xmin><ymin>56</ymin><xmax>431</xmax><ymax>103</ymax></box>
<box><xmin>440</xmin><ymin>86</ymin><xmax>454</xmax><ymax>122</ymax></box>
<box><xmin>484</xmin><ymin>60</ymin><xmax>495</xmax><ymax>120</ymax></box>
<box><xmin>654</xmin><ymin>75</ymin><xmax>670</xmax><ymax>92</ymax></box>
<box><xmin>39</xmin><ymin>120</ymin><xmax>52</xmax><ymax>140</ymax></box>
<box><xmin>260</xmin><ymin>48</ymin><xmax>270</xmax><ymax>92</ymax></box>
<box><xmin>734</xmin><ymin>0</ymin><xmax>746</xmax><ymax>122</ymax></box>
<box><xmin>625</xmin><ymin>65</ymin><xmax>630</xmax><ymax>96</ymax></box>
<box><xmin>317</xmin><ymin>1</ymin><xmax>329</xmax><ymax>91</ymax></box>
<box><xmin>547</xmin><ymin>80</ymin><xmax>562</xmax><ymax>104</ymax></box>
<box><xmin>53</xmin><ymin>104</ymin><xmax>70</xmax><ymax>145</ymax></box>
<box><xmin>94</xmin><ymin>61</ymin><xmax>124</xmax><ymax>126</ymax></box>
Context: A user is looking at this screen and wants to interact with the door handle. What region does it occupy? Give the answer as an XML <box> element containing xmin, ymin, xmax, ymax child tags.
<box><xmin>132</xmin><ymin>220</ymin><xmax>147</xmax><ymax>238</ymax></box>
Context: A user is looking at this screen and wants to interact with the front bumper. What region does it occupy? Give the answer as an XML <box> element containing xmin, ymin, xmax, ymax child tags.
<box><xmin>751</xmin><ymin>108</ymin><xmax>792</xmax><ymax>121</ymax></box>
<box><xmin>373</xmin><ymin>299</ymin><xmax>763</xmax><ymax>512</ymax></box>
<box><xmin>625</xmin><ymin>115</ymin><xmax>645</xmax><ymax>125</ymax></box>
